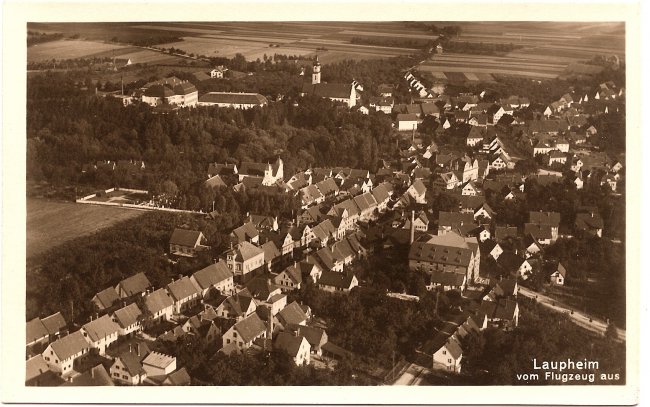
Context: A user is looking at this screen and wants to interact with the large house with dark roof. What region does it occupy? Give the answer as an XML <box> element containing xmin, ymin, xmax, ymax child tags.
<box><xmin>408</xmin><ymin>231</ymin><xmax>480</xmax><ymax>284</ymax></box>
<box><xmin>190</xmin><ymin>260</ymin><xmax>235</xmax><ymax>298</ymax></box>
<box><xmin>116</xmin><ymin>272</ymin><xmax>152</xmax><ymax>299</ymax></box>
<box><xmin>169</xmin><ymin>229</ymin><xmax>209</xmax><ymax>257</ymax></box>
<box><xmin>221</xmin><ymin>313</ymin><xmax>268</xmax><ymax>352</ymax></box>
<box><xmin>140</xmin><ymin>77</ymin><xmax>198</xmax><ymax>107</ymax></box>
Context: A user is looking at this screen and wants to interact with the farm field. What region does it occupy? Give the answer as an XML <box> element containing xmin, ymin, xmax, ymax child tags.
<box><xmin>27</xmin><ymin>39</ymin><xmax>129</xmax><ymax>62</ymax></box>
<box><xmin>26</xmin><ymin>198</ymin><xmax>145</xmax><ymax>260</ymax></box>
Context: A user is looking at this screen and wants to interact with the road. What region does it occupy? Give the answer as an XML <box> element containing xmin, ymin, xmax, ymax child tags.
<box><xmin>392</xmin><ymin>363</ymin><xmax>427</xmax><ymax>386</ymax></box>
<box><xmin>518</xmin><ymin>287</ymin><xmax>625</xmax><ymax>341</ymax></box>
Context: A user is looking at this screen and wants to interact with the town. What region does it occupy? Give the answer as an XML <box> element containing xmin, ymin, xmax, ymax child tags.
<box><xmin>25</xmin><ymin>21</ymin><xmax>626</xmax><ymax>387</ymax></box>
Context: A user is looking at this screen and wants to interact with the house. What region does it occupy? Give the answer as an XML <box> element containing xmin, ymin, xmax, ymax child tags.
<box><xmin>273</xmin><ymin>263</ymin><xmax>303</xmax><ymax>291</ymax></box>
<box><xmin>296</xmin><ymin>260</ymin><xmax>323</xmax><ymax>283</ymax></box>
<box><xmin>397</xmin><ymin>113</ymin><xmax>419</xmax><ymax>132</ymax></box>
<box><xmin>111</xmin><ymin>303</ymin><xmax>144</xmax><ymax>337</ymax></box>
<box><xmin>81</xmin><ymin>314</ymin><xmax>121</xmax><ymax>355</ymax></box>
<box><xmin>110</xmin><ymin>347</ymin><xmax>147</xmax><ymax>385</ymax></box>
<box><xmin>548</xmin><ymin>150</ymin><xmax>567</xmax><ymax>166</ymax></box>
<box><xmin>206</xmin><ymin>293</ymin><xmax>257</xmax><ymax>321</ymax></box>
<box><xmin>575</xmin><ymin>211</ymin><xmax>604</xmax><ymax>237</ymax></box>
<box><xmin>318</xmin><ymin>271</ymin><xmax>359</xmax><ymax>293</ymax></box>
<box><xmin>238</xmin><ymin>158</ymin><xmax>284</xmax><ymax>186</ymax></box>
<box><xmin>528</xmin><ymin>211</ymin><xmax>560</xmax><ymax>241</ymax></box>
<box><xmin>496</xmin><ymin>251</ymin><xmax>532</xmax><ymax>279</ymax></box>
<box><xmin>92</xmin><ymin>287</ymin><xmax>120</xmax><ymax>311</ymax></box>
<box><xmin>169</xmin><ymin>228</ymin><xmax>209</xmax><ymax>257</ymax></box>
<box><xmin>434</xmin><ymin>171</ymin><xmax>460</xmax><ymax>190</ymax></box>
<box><xmin>403</xmin><ymin>210</ymin><xmax>429</xmax><ymax>232</ymax></box>
<box><xmin>225</xmin><ymin>241</ymin><xmax>265</xmax><ymax>279</ymax></box>
<box><xmin>26</xmin><ymin>318</ymin><xmax>50</xmax><ymax>350</ymax></box>
<box><xmin>523</xmin><ymin>234</ymin><xmax>543</xmax><ymax>258</ymax></box>
<box><xmin>222</xmin><ymin>313</ymin><xmax>268</xmax><ymax>352</ymax></box>
<box><xmin>416</xmin><ymin>332</ymin><xmax>463</xmax><ymax>373</ymax></box>
<box><xmin>524</xmin><ymin>223</ymin><xmax>553</xmax><ymax>245</ymax></box>
<box><xmin>274</xmin><ymin>332</ymin><xmax>311</xmax><ymax>366</ymax></box>
<box><xmin>62</xmin><ymin>364</ymin><xmax>114</xmax><ymax>386</ymax></box>
<box><xmin>230</xmin><ymin>222</ymin><xmax>260</xmax><ymax>245</ymax></box>
<box><xmin>550</xmin><ymin>263</ymin><xmax>567</xmax><ymax>285</ymax></box>
<box><xmin>190</xmin><ymin>260</ymin><xmax>235</xmax><ymax>298</ymax></box>
<box><xmin>140</xmin><ymin>77</ymin><xmax>198</xmax><ymax>107</ymax></box>
<box><xmin>466</xmin><ymin>127</ymin><xmax>485</xmax><ymax>147</ymax></box>
<box><xmin>167</xmin><ymin>276</ymin><xmax>201</xmax><ymax>315</ymax></box>
<box><xmin>182</xmin><ymin>315</ymin><xmax>219</xmax><ymax>343</ymax></box>
<box><xmin>473</xmin><ymin>203</ymin><xmax>495</xmax><ymax>221</ymax></box>
<box><xmin>461</xmin><ymin>180</ymin><xmax>479</xmax><ymax>196</ymax></box>
<box><xmin>480</xmin><ymin>299</ymin><xmax>519</xmax><ymax>329</ymax></box>
<box><xmin>115</xmin><ymin>272</ymin><xmax>152</xmax><ymax>299</ymax></box>
<box><xmin>210</xmin><ymin>66</ymin><xmax>227</xmax><ymax>78</ymax></box>
<box><xmin>277</xmin><ymin>301</ymin><xmax>310</xmax><ymax>327</ymax></box>
<box><xmin>162</xmin><ymin>367</ymin><xmax>192</xmax><ymax>386</ymax></box>
<box><xmin>494</xmin><ymin>226</ymin><xmax>518</xmax><ymax>242</ymax></box>
<box><xmin>291</xmin><ymin>325</ymin><xmax>328</xmax><ymax>356</ymax></box>
<box><xmin>479</xmin><ymin>239</ymin><xmax>503</xmax><ymax>260</ymax></box>
<box><xmin>409</xmin><ymin>232</ymin><xmax>480</xmax><ymax>283</ymax></box>
<box><xmin>405</xmin><ymin>179</ymin><xmax>427</xmax><ymax>204</ymax></box>
<box><xmin>142</xmin><ymin>351</ymin><xmax>177</xmax><ymax>377</ymax></box>
<box><xmin>26</xmin><ymin>355</ymin><xmax>63</xmax><ymax>386</ymax></box>
<box><xmin>438</xmin><ymin>212</ymin><xmax>476</xmax><ymax>236</ymax></box>
<box><xmin>197</xmin><ymin>92</ymin><xmax>268</xmax><ymax>109</ymax></box>
<box><xmin>427</xmin><ymin>271</ymin><xmax>467</xmax><ymax>292</ymax></box>
<box><xmin>144</xmin><ymin>288</ymin><xmax>175</xmax><ymax>325</ymax></box>
<box><xmin>41</xmin><ymin>331</ymin><xmax>91</xmax><ymax>376</ymax></box>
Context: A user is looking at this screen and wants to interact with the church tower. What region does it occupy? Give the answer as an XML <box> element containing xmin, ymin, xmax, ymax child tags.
<box><xmin>312</xmin><ymin>57</ymin><xmax>321</xmax><ymax>85</ymax></box>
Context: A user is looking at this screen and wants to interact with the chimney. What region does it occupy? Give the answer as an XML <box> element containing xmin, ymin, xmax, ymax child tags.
<box><xmin>410</xmin><ymin>210</ymin><xmax>415</xmax><ymax>245</ymax></box>
<box><xmin>91</xmin><ymin>367</ymin><xmax>95</xmax><ymax>379</ymax></box>
<box><xmin>136</xmin><ymin>343</ymin><xmax>140</xmax><ymax>357</ymax></box>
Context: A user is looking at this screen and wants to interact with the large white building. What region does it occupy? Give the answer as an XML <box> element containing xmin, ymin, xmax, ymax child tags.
<box><xmin>140</xmin><ymin>77</ymin><xmax>198</xmax><ymax>107</ymax></box>
<box><xmin>198</xmin><ymin>92</ymin><xmax>268</xmax><ymax>109</ymax></box>
<box><xmin>300</xmin><ymin>58</ymin><xmax>356</xmax><ymax>107</ymax></box>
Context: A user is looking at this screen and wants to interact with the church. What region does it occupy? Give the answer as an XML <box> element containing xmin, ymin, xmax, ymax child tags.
<box><xmin>300</xmin><ymin>58</ymin><xmax>356</xmax><ymax>108</ymax></box>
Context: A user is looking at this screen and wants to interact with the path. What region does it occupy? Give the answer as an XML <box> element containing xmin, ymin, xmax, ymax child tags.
<box><xmin>392</xmin><ymin>363</ymin><xmax>427</xmax><ymax>386</ymax></box>
<box><xmin>518</xmin><ymin>286</ymin><xmax>625</xmax><ymax>341</ymax></box>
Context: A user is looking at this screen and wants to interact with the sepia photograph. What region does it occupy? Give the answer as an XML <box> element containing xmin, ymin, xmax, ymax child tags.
<box><xmin>2</xmin><ymin>1</ymin><xmax>643</xmax><ymax>405</ymax></box>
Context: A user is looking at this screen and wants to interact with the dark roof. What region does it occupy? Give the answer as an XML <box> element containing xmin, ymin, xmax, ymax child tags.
<box><xmin>167</xmin><ymin>276</ymin><xmax>200</xmax><ymax>301</ymax></box>
<box><xmin>26</xmin><ymin>318</ymin><xmax>49</xmax><ymax>345</ymax></box>
<box><xmin>438</xmin><ymin>211</ymin><xmax>475</xmax><ymax>229</ymax></box>
<box><xmin>170</xmin><ymin>228</ymin><xmax>204</xmax><ymax>247</ymax></box>
<box><xmin>480</xmin><ymin>299</ymin><xmax>518</xmax><ymax>321</ymax></box>
<box><xmin>575</xmin><ymin>212</ymin><xmax>604</xmax><ymax>230</ymax></box>
<box><xmin>524</xmin><ymin>223</ymin><xmax>553</xmax><ymax>240</ymax></box>
<box><xmin>274</xmin><ymin>332</ymin><xmax>308</xmax><ymax>357</ymax></box>
<box><xmin>144</xmin><ymin>288</ymin><xmax>174</xmax><ymax>314</ymax></box>
<box><xmin>496</xmin><ymin>251</ymin><xmax>526</xmax><ymax>273</ymax></box>
<box><xmin>494</xmin><ymin>226</ymin><xmax>518</xmax><ymax>241</ymax></box>
<box><xmin>318</xmin><ymin>271</ymin><xmax>357</xmax><ymax>290</ymax></box>
<box><xmin>50</xmin><ymin>331</ymin><xmax>91</xmax><ymax>361</ymax></box>
<box><xmin>112</xmin><ymin>303</ymin><xmax>143</xmax><ymax>329</ymax></box>
<box><xmin>117</xmin><ymin>272</ymin><xmax>152</xmax><ymax>297</ymax></box>
<box><xmin>164</xmin><ymin>367</ymin><xmax>192</xmax><ymax>386</ymax></box>
<box><xmin>234</xmin><ymin>313</ymin><xmax>267</xmax><ymax>343</ymax></box>
<box><xmin>192</xmin><ymin>261</ymin><xmax>233</xmax><ymax>290</ymax></box>
<box><xmin>143</xmin><ymin>84</ymin><xmax>175</xmax><ymax>98</ymax></box>
<box><xmin>277</xmin><ymin>301</ymin><xmax>309</xmax><ymax>326</ymax></box>
<box><xmin>199</xmin><ymin>92</ymin><xmax>267</xmax><ymax>105</ymax></box>
<box><xmin>41</xmin><ymin>312</ymin><xmax>67</xmax><ymax>335</ymax></box>
<box><xmin>529</xmin><ymin>211</ymin><xmax>560</xmax><ymax>226</ymax></box>
<box><xmin>82</xmin><ymin>315</ymin><xmax>121</xmax><ymax>342</ymax></box>
<box><xmin>63</xmin><ymin>364</ymin><xmax>114</xmax><ymax>386</ymax></box>
<box><xmin>429</xmin><ymin>271</ymin><xmax>466</xmax><ymax>287</ymax></box>
<box><xmin>302</xmin><ymin>82</ymin><xmax>353</xmax><ymax>99</ymax></box>
<box><xmin>114</xmin><ymin>351</ymin><xmax>146</xmax><ymax>377</ymax></box>
<box><xmin>397</xmin><ymin>113</ymin><xmax>419</xmax><ymax>121</ymax></box>
<box><xmin>295</xmin><ymin>325</ymin><xmax>327</xmax><ymax>348</ymax></box>
<box><xmin>93</xmin><ymin>287</ymin><xmax>120</xmax><ymax>309</ymax></box>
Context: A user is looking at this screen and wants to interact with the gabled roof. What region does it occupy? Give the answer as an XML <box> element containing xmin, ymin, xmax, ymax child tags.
<box><xmin>144</xmin><ymin>288</ymin><xmax>174</xmax><ymax>314</ymax></box>
<box><xmin>353</xmin><ymin>192</ymin><xmax>377</xmax><ymax>212</ymax></box>
<box><xmin>529</xmin><ymin>211</ymin><xmax>561</xmax><ymax>227</ymax></box>
<box><xmin>112</xmin><ymin>303</ymin><xmax>143</xmax><ymax>329</ymax></box>
<box><xmin>278</xmin><ymin>264</ymin><xmax>303</xmax><ymax>285</ymax></box>
<box><xmin>116</xmin><ymin>272</ymin><xmax>152</xmax><ymax>298</ymax></box>
<box><xmin>49</xmin><ymin>331</ymin><xmax>90</xmax><ymax>361</ymax></box>
<box><xmin>244</xmin><ymin>276</ymin><xmax>279</xmax><ymax>300</ymax></box>
<box><xmin>397</xmin><ymin>113</ymin><xmax>419</xmax><ymax>121</ymax></box>
<box><xmin>231</xmin><ymin>222</ymin><xmax>259</xmax><ymax>243</ymax></box>
<box><xmin>410</xmin><ymin>179</ymin><xmax>426</xmax><ymax>196</ymax></box>
<box><xmin>82</xmin><ymin>315</ymin><xmax>121</xmax><ymax>342</ymax></box>
<box><xmin>302</xmin><ymin>82</ymin><xmax>353</xmax><ymax>99</ymax></box>
<box><xmin>261</xmin><ymin>240</ymin><xmax>281</xmax><ymax>261</ymax></box>
<box><xmin>277</xmin><ymin>301</ymin><xmax>309</xmax><ymax>326</ymax></box>
<box><xmin>167</xmin><ymin>276</ymin><xmax>200</xmax><ymax>301</ymax></box>
<box><xmin>524</xmin><ymin>223</ymin><xmax>553</xmax><ymax>240</ymax></box>
<box><xmin>231</xmin><ymin>241</ymin><xmax>264</xmax><ymax>262</ymax></box>
<box><xmin>114</xmin><ymin>351</ymin><xmax>146</xmax><ymax>377</ymax></box>
<box><xmin>295</xmin><ymin>325</ymin><xmax>327</xmax><ymax>348</ymax></box>
<box><xmin>274</xmin><ymin>332</ymin><xmax>308</xmax><ymax>357</ymax></box>
<box><xmin>318</xmin><ymin>271</ymin><xmax>357</xmax><ymax>289</ymax></box>
<box><xmin>93</xmin><ymin>287</ymin><xmax>120</xmax><ymax>309</ymax></box>
<box><xmin>233</xmin><ymin>313</ymin><xmax>267</xmax><ymax>343</ymax></box>
<box><xmin>575</xmin><ymin>212</ymin><xmax>604</xmax><ymax>230</ymax></box>
<box><xmin>205</xmin><ymin>174</ymin><xmax>227</xmax><ymax>188</ymax></box>
<box><xmin>496</xmin><ymin>251</ymin><xmax>526</xmax><ymax>272</ymax></box>
<box><xmin>429</xmin><ymin>271</ymin><xmax>466</xmax><ymax>287</ymax></box>
<box><xmin>26</xmin><ymin>355</ymin><xmax>51</xmax><ymax>382</ymax></box>
<box><xmin>480</xmin><ymin>299</ymin><xmax>518</xmax><ymax>321</ymax></box>
<box><xmin>494</xmin><ymin>226</ymin><xmax>518</xmax><ymax>241</ymax></box>
<box><xmin>164</xmin><ymin>367</ymin><xmax>192</xmax><ymax>386</ymax></box>
<box><xmin>192</xmin><ymin>261</ymin><xmax>233</xmax><ymax>290</ymax></box>
<box><xmin>170</xmin><ymin>228</ymin><xmax>204</xmax><ymax>248</ymax></box>
<box><xmin>26</xmin><ymin>318</ymin><xmax>49</xmax><ymax>345</ymax></box>
<box><xmin>556</xmin><ymin>262</ymin><xmax>567</xmax><ymax>277</ymax></box>
<box><xmin>438</xmin><ymin>211</ymin><xmax>475</xmax><ymax>229</ymax></box>
<box><xmin>63</xmin><ymin>364</ymin><xmax>114</xmax><ymax>386</ymax></box>
<box><xmin>41</xmin><ymin>312</ymin><xmax>67</xmax><ymax>335</ymax></box>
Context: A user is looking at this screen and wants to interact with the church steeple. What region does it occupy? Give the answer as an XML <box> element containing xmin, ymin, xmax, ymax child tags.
<box><xmin>312</xmin><ymin>56</ymin><xmax>321</xmax><ymax>85</ymax></box>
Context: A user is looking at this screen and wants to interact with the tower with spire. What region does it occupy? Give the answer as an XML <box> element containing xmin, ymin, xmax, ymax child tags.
<box><xmin>312</xmin><ymin>57</ymin><xmax>321</xmax><ymax>85</ymax></box>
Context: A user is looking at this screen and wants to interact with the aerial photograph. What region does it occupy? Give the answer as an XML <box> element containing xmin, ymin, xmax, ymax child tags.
<box><xmin>24</xmin><ymin>21</ymin><xmax>627</xmax><ymax>387</ymax></box>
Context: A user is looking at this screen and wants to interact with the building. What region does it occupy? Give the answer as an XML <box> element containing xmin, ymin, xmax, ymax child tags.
<box><xmin>169</xmin><ymin>229</ymin><xmax>209</xmax><ymax>257</ymax></box>
<box><xmin>111</xmin><ymin>303</ymin><xmax>144</xmax><ymax>337</ymax></box>
<box><xmin>110</xmin><ymin>347</ymin><xmax>148</xmax><ymax>385</ymax></box>
<box><xmin>317</xmin><ymin>271</ymin><xmax>358</xmax><ymax>293</ymax></box>
<box><xmin>115</xmin><ymin>272</ymin><xmax>152</xmax><ymax>299</ymax></box>
<box><xmin>300</xmin><ymin>58</ymin><xmax>356</xmax><ymax>107</ymax></box>
<box><xmin>408</xmin><ymin>232</ymin><xmax>480</xmax><ymax>284</ymax></box>
<box><xmin>238</xmin><ymin>158</ymin><xmax>284</xmax><ymax>186</ymax></box>
<box><xmin>140</xmin><ymin>77</ymin><xmax>198</xmax><ymax>107</ymax></box>
<box><xmin>528</xmin><ymin>211</ymin><xmax>561</xmax><ymax>242</ymax></box>
<box><xmin>274</xmin><ymin>332</ymin><xmax>311</xmax><ymax>366</ymax></box>
<box><xmin>41</xmin><ymin>331</ymin><xmax>91</xmax><ymax>376</ymax></box>
<box><xmin>190</xmin><ymin>260</ymin><xmax>235</xmax><ymax>298</ymax></box>
<box><xmin>197</xmin><ymin>92</ymin><xmax>268</xmax><ymax>109</ymax></box>
<box><xmin>550</xmin><ymin>263</ymin><xmax>567</xmax><ymax>285</ymax></box>
<box><xmin>81</xmin><ymin>315</ymin><xmax>121</xmax><ymax>355</ymax></box>
<box><xmin>144</xmin><ymin>288</ymin><xmax>174</xmax><ymax>325</ymax></box>
<box><xmin>91</xmin><ymin>287</ymin><xmax>120</xmax><ymax>311</ymax></box>
<box><xmin>142</xmin><ymin>351</ymin><xmax>177</xmax><ymax>377</ymax></box>
<box><xmin>397</xmin><ymin>113</ymin><xmax>419</xmax><ymax>132</ymax></box>
<box><xmin>222</xmin><ymin>313</ymin><xmax>268</xmax><ymax>352</ymax></box>
<box><xmin>225</xmin><ymin>241</ymin><xmax>265</xmax><ymax>279</ymax></box>
<box><xmin>167</xmin><ymin>276</ymin><xmax>201</xmax><ymax>315</ymax></box>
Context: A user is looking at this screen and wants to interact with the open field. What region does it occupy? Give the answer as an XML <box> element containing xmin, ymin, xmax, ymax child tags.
<box><xmin>27</xmin><ymin>198</ymin><xmax>145</xmax><ymax>260</ymax></box>
<box><xmin>28</xmin><ymin>21</ymin><xmax>624</xmax><ymax>78</ymax></box>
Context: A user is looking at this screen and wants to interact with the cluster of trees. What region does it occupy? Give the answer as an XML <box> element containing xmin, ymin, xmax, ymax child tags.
<box><xmin>350</xmin><ymin>36</ymin><xmax>432</xmax><ymax>49</ymax></box>
<box><xmin>117</xmin><ymin>35</ymin><xmax>183</xmax><ymax>47</ymax></box>
<box><xmin>461</xmin><ymin>298</ymin><xmax>625</xmax><ymax>385</ymax></box>
<box><xmin>27</xmin><ymin>31</ymin><xmax>64</xmax><ymax>47</ymax></box>
<box><xmin>404</xmin><ymin>23</ymin><xmax>462</xmax><ymax>37</ymax></box>
<box><xmin>439</xmin><ymin>40</ymin><xmax>523</xmax><ymax>56</ymax></box>
<box><xmin>27</xmin><ymin>56</ymin><xmax>130</xmax><ymax>72</ymax></box>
